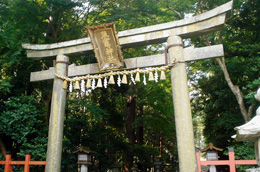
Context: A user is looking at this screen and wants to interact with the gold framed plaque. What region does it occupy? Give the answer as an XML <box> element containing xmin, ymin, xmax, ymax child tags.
<box><xmin>87</xmin><ymin>23</ymin><xmax>124</xmax><ymax>71</ymax></box>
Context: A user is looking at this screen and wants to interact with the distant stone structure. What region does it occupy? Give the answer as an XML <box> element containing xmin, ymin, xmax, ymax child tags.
<box><xmin>200</xmin><ymin>143</ymin><xmax>223</xmax><ymax>172</ymax></box>
<box><xmin>233</xmin><ymin>88</ymin><xmax>260</xmax><ymax>172</ymax></box>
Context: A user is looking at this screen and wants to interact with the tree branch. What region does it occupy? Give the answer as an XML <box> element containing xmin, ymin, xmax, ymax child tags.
<box><xmin>204</xmin><ymin>32</ymin><xmax>250</xmax><ymax>122</ymax></box>
<box><xmin>72</xmin><ymin>7</ymin><xmax>92</xmax><ymax>39</ymax></box>
<box><xmin>248</xmin><ymin>102</ymin><xmax>257</xmax><ymax>119</ymax></box>
<box><xmin>216</xmin><ymin>57</ymin><xmax>249</xmax><ymax>122</ymax></box>
<box><xmin>166</xmin><ymin>5</ymin><xmax>183</xmax><ymax>19</ymax></box>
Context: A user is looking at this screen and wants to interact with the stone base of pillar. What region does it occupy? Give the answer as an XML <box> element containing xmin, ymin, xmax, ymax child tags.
<box><xmin>246</xmin><ymin>167</ymin><xmax>260</xmax><ymax>172</ymax></box>
<box><xmin>81</xmin><ymin>165</ymin><xmax>88</xmax><ymax>172</ymax></box>
<box><xmin>209</xmin><ymin>165</ymin><xmax>216</xmax><ymax>172</ymax></box>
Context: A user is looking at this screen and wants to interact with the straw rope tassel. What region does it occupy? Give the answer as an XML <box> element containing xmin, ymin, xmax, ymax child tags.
<box><xmin>160</xmin><ymin>71</ymin><xmax>166</xmax><ymax>80</ymax></box>
<box><xmin>74</xmin><ymin>80</ymin><xmax>80</xmax><ymax>89</ymax></box>
<box><xmin>108</xmin><ymin>75</ymin><xmax>115</xmax><ymax>84</ymax></box>
<box><xmin>62</xmin><ymin>80</ymin><xmax>68</xmax><ymax>89</ymax></box>
<box><xmin>86</xmin><ymin>78</ymin><xmax>91</xmax><ymax>88</ymax></box>
<box><xmin>148</xmin><ymin>72</ymin><xmax>155</xmax><ymax>81</ymax></box>
<box><xmin>97</xmin><ymin>78</ymin><xmax>103</xmax><ymax>88</ymax></box>
<box><xmin>122</xmin><ymin>74</ymin><xmax>127</xmax><ymax>84</ymax></box>
<box><xmin>55</xmin><ymin>61</ymin><xmax>176</xmax><ymax>90</ymax></box>
<box><xmin>135</xmin><ymin>72</ymin><xmax>140</xmax><ymax>82</ymax></box>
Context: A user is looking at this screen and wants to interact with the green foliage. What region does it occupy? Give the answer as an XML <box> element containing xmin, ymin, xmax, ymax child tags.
<box><xmin>223</xmin><ymin>0</ymin><xmax>260</xmax><ymax>108</ymax></box>
<box><xmin>0</xmin><ymin>0</ymin><xmax>45</xmax><ymax>101</ymax></box>
<box><xmin>61</xmin><ymin>72</ymin><xmax>176</xmax><ymax>171</ymax></box>
<box><xmin>0</xmin><ymin>95</ymin><xmax>47</xmax><ymax>159</ymax></box>
<box><xmin>190</xmin><ymin>0</ymin><xmax>260</xmax><ymax>161</ymax></box>
<box><xmin>134</xmin><ymin>144</ymin><xmax>158</xmax><ymax>170</ymax></box>
<box><xmin>62</xmin><ymin>98</ymin><xmax>127</xmax><ymax>171</ymax></box>
<box><xmin>225</xmin><ymin>142</ymin><xmax>257</xmax><ymax>172</ymax></box>
<box><xmin>0</xmin><ymin>95</ymin><xmax>47</xmax><ymax>171</ymax></box>
<box><xmin>190</xmin><ymin>61</ymin><xmax>245</xmax><ymax>149</ymax></box>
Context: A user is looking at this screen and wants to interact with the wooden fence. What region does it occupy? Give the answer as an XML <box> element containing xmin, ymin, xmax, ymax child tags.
<box><xmin>1</xmin><ymin>148</ymin><xmax>257</xmax><ymax>172</ymax></box>
<box><xmin>196</xmin><ymin>148</ymin><xmax>258</xmax><ymax>172</ymax></box>
<box><xmin>0</xmin><ymin>152</ymin><xmax>46</xmax><ymax>172</ymax></box>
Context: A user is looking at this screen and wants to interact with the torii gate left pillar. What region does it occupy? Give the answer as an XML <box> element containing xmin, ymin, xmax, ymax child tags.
<box><xmin>168</xmin><ymin>35</ymin><xmax>197</xmax><ymax>171</ymax></box>
<box><xmin>45</xmin><ymin>54</ymin><xmax>69</xmax><ymax>172</ymax></box>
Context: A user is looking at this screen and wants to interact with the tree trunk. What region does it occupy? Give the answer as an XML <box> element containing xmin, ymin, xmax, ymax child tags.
<box><xmin>126</xmin><ymin>96</ymin><xmax>136</xmax><ymax>146</ymax></box>
<box><xmin>204</xmin><ymin>32</ymin><xmax>254</xmax><ymax>122</ymax></box>
<box><xmin>136</xmin><ymin>105</ymin><xmax>143</xmax><ymax>145</ymax></box>
<box><xmin>136</xmin><ymin>105</ymin><xmax>144</xmax><ymax>171</ymax></box>
<box><xmin>159</xmin><ymin>132</ymin><xmax>163</xmax><ymax>160</ymax></box>
<box><xmin>216</xmin><ymin>57</ymin><xmax>251</xmax><ymax>122</ymax></box>
<box><xmin>0</xmin><ymin>135</ymin><xmax>7</xmax><ymax>159</ymax></box>
<box><xmin>124</xmin><ymin>96</ymin><xmax>136</xmax><ymax>172</ymax></box>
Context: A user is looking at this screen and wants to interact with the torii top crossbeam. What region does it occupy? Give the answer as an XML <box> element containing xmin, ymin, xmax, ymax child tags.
<box><xmin>22</xmin><ymin>1</ymin><xmax>232</xmax><ymax>83</ymax></box>
<box><xmin>22</xmin><ymin>1</ymin><xmax>232</xmax><ymax>59</ymax></box>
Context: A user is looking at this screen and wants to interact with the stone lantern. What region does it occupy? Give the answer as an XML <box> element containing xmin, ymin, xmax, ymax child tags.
<box><xmin>110</xmin><ymin>161</ymin><xmax>121</xmax><ymax>172</ymax></box>
<box><xmin>232</xmin><ymin>87</ymin><xmax>260</xmax><ymax>172</ymax></box>
<box><xmin>162</xmin><ymin>162</ymin><xmax>171</xmax><ymax>171</ymax></box>
<box><xmin>131</xmin><ymin>164</ymin><xmax>139</xmax><ymax>172</ymax></box>
<box><xmin>154</xmin><ymin>161</ymin><xmax>163</xmax><ymax>172</ymax></box>
<box><xmin>200</xmin><ymin>143</ymin><xmax>223</xmax><ymax>172</ymax></box>
<box><xmin>73</xmin><ymin>147</ymin><xmax>94</xmax><ymax>172</ymax></box>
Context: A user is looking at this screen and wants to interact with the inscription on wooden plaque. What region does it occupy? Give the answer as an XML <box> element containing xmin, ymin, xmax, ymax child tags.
<box><xmin>87</xmin><ymin>23</ymin><xmax>124</xmax><ymax>71</ymax></box>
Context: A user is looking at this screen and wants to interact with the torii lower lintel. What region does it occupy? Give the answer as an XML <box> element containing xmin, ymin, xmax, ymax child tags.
<box><xmin>29</xmin><ymin>44</ymin><xmax>224</xmax><ymax>82</ymax></box>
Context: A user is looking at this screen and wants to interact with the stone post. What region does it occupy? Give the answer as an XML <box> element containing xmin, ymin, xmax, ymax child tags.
<box><xmin>81</xmin><ymin>165</ymin><xmax>88</xmax><ymax>172</ymax></box>
<box><xmin>45</xmin><ymin>54</ymin><xmax>69</xmax><ymax>172</ymax></box>
<box><xmin>167</xmin><ymin>36</ymin><xmax>197</xmax><ymax>172</ymax></box>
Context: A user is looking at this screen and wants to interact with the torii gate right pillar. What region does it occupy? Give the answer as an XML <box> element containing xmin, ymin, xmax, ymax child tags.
<box><xmin>168</xmin><ymin>36</ymin><xmax>197</xmax><ymax>171</ymax></box>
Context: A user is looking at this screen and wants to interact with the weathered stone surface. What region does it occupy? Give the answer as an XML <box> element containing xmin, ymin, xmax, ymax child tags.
<box><xmin>233</xmin><ymin>87</ymin><xmax>260</xmax><ymax>168</ymax></box>
<box><xmin>168</xmin><ymin>35</ymin><xmax>196</xmax><ymax>172</ymax></box>
<box><xmin>255</xmin><ymin>89</ymin><xmax>260</xmax><ymax>101</ymax></box>
<box><xmin>183</xmin><ymin>44</ymin><xmax>224</xmax><ymax>62</ymax></box>
<box><xmin>233</xmin><ymin>88</ymin><xmax>260</xmax><ymax>142</ymax></box>
<box><xmin>45</xmin><ymin>54</ymin><xmax>68</xmax><ymax>172</ymax></box>
<box><xmin>22</xmin><ymin>1</ymin><xmax>232</xmax><ymax>59</ymax></box>
<box><xmin>233</xmin><ymin>108</ymin><xmax>260</xmax><ymax>142</ymax></box>
<box><xmin>30</xmin><ymin>45</ymin><xmax>224</xmax><ymax>82</ymax></box>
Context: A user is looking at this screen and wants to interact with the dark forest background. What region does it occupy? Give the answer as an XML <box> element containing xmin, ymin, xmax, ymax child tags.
<box><xmin>0</xmin><ymin>0</ymin><xmax>259</xmax><ymax>171</ymax></box>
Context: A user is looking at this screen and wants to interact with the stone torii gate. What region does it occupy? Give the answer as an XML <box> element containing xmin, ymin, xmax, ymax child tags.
<box><xmin>22</xmin><ymin>1</ymin><xmax>233</xmax><ymax>172</ymax></box>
